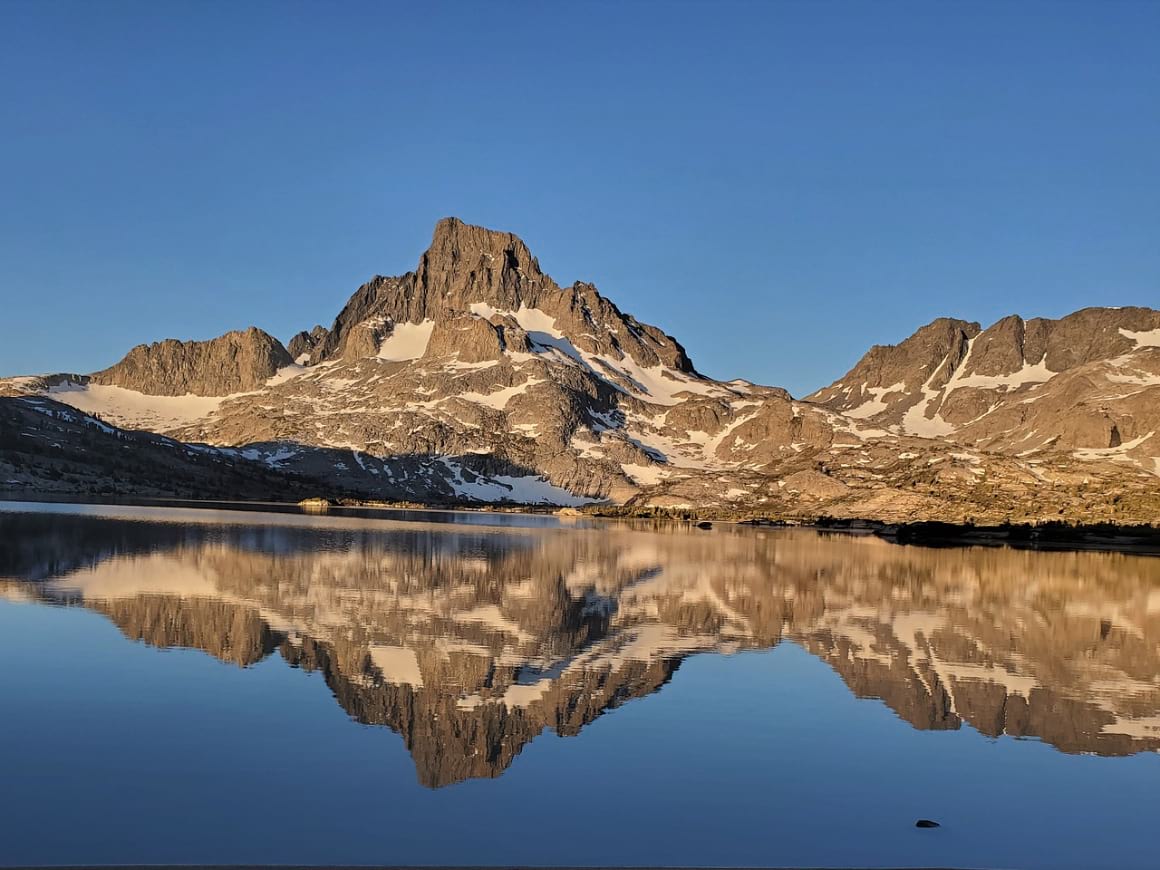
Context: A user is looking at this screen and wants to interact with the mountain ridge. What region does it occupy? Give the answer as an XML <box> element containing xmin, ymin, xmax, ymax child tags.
<box><xmin>91</xmin><ymin>326</ymin><xmax>294</xmax><ymax>397</ymax></box>
<box><xmin>4</xmin><ymin>218</ymin><xmax>1159</xmax><ymax>522</ymax></box>
<box><xmin>810</xmin><ymin>305</ymin><xmax>1160</xmax><ymax>469</ymax></box>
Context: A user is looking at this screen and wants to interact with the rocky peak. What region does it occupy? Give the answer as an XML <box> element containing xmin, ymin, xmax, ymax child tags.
<box><xmin>311</xmin><ymin>218</ymin><xmax>697</xmax><ymax>374</ymax></box>
<box><xmin>1032</xmin><ymin>306</ymin><xmax>1160</xmax><ymax>372</ymax></box>
<box><xmin>806</xmin><ymin>306</ymin><xmax>1160</xmax><ymax>464</ymax></box>
<box><xmin>816</xmin><ymin>307</ymin><xmax>1160</xmax><ymax>416</ymax></box>
<box><xmin>287</xmin><ymin>325</ymin><xmax>328</xmax><ymax>363</ymax></box>
<box><xmin>810</xmin><ymin>317</ymin><xmax>979</xmax><ymax>410</ymax></box>
<box><xmin>424</xmin><ymin>312</ymin><xmax>530</xmax><ymax>362</ymax></box>
<box><xmin>418</xmin><ymin>216</ymin><xmax>545</xmax><ymax>299</ymax></box>
<box><xmin>958</xmin><ymin>314</ymin><xmax>1036</xmax><ymax>378</ymax></box>
<box><xmin>92</xmin><ymin>327</ymin><xmax>293</xmax><ymax>397</ymax></box>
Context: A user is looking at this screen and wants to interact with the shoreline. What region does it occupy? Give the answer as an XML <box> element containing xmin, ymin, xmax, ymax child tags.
<box><xmin>3</xmin><ymin>491</ymin><xmax>1158</xmax><ymax>556</ymax></box>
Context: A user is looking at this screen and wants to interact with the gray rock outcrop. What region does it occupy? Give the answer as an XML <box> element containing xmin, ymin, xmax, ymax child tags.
<box><xmin>809</xmin><ymin>306</ymin><xmax>1160</xmax><ymax>465</ymax></box>
<box><xmin>287</xmin><ymin>325</ymin><xmax>328</xmax><ymax>362</ymax></box>
<box><xmin>92</xmin><ymin>327</ymin><xmax>293</xmax><ymax>396</ymax></box>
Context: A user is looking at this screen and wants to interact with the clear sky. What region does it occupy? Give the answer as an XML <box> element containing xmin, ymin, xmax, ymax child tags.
<box><xmin>1</xmin><ymin>1</ymin><xmax>1157</xmax><ymax>396</ymax></box>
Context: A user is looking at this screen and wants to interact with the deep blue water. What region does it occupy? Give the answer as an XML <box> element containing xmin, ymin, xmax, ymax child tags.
<box><xmin>1</xmin><ymin>501</ymin><xmax>1158</xmax><ymax>869</ymax></box>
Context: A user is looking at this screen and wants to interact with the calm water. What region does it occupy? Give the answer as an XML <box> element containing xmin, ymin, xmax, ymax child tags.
<box><xmin>1</xmin><ymin>501</ymin><xmax>1158</xmax><ymax>869</ymax></box>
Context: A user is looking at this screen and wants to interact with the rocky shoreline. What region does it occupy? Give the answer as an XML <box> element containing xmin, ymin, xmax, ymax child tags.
<box><xmin>298</xmin><ymin>495</ymin><xmax>1160</xmax><ymax>554</ymax></box>
<box><xmin>807</xmin><ymin>517</ymin><xmax>1160</xmax><ymax>555</ymax></box>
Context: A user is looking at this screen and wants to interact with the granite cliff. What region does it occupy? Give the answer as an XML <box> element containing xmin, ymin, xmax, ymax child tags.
<box><xmin>92</xmin><ymin>327</ymin><xmax>293</xmax><ymax>396</ymax></box>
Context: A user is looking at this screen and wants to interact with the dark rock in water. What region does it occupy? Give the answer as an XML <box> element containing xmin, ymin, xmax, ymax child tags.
<box><xmin>697</xmin><ymin>521</ymin><xmax>713</xmax><ymax>530</ymax></box>
<box><xmin>915</xmin><ymin>819</ymin><xmax>941</xmax><ymax>828</ymax></box>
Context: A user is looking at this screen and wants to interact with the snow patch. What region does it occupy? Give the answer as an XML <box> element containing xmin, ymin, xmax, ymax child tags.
<box><xmin>266</xmin><ymin>364</ymin><xmax>306</xmax><ymax>386</ymax></box>
<box><xmin>239</xmin><ymin>445</ymin><xmax>301</xmax><ymax>467</ymax></box>
<box><xmin>469</xmin><ymin>302</ymin><xmax>501</xmax><ymax>320</ymax></box>
<box><xmin>1120</xmin><ymin>327</ymin><xmax>1160</xmax><ymax>348</ymax></box>
<box><xmin>457</xmin><ymin>378</ymin><xmax>542</xmax><ymax>411</ymax></box>
<box><xmin>470</xmin><ymin>303</ymin><xmax>722</xmax><ymax>406</ymax></box>
<box><xmin>368</xmin><ymin>645</ymin><xmax>424</xmax><ymax>687</ymax></box>
<box><xmin>46</xmin><ymin>383</ymin><xmax>224</xmax><ymax>432</ymax></box>
<box><xmin>1073</xmin><ymin>432</ymin><xmax>1155</xmax><ymax>461</ymax></box>
<box><xmin>437</xmin><ymin>458</ymin><xmax>591</xmax><ymax>506</ymax></box>
<box><xmin>621</xmin><ymin>463</ymin><xmax>671</xmax><ymax>486</ymax></box>
<box><xmin>900</xmin><ymin>348</ymin><xmax>961</xmax><ymax>438</ymax></box>
<box><xmin>378</xmin><ymin>320</ymin><xmax>435</xmax><ymax>361</ymax></box>
<box><xmin>949</xmin><ymin>359</ymin><xmax>1056</xmax><ymax>391</ymax></box>
<box><xmin>846</xmin><ymin>381</ymin><xmax>906</xmax><ymax>418</ymax></box>
<box><xmin>593</xmin><ymin>353</ymin><xmax>722</xmax><ymax>405</ymax></box>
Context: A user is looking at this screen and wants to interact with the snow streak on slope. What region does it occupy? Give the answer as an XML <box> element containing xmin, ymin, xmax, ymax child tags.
<box><xmin>1121</xmin><ymin>328</ymin><xmax>1160</xmax><ymax>348</ymax></box>
<box><xmin>471</xmin><ymin>303</ymin><xmax>725</xmax><ymax>406</ymax></box>
<box><xmin>436</xmin><ymin>458</ymin><xmax>593</xmax><ymax>506</ymax></box>
<box><xmin>846</xmin><ymin>382</ymin><xmax>905</xmax><ymax>419</ymax></box>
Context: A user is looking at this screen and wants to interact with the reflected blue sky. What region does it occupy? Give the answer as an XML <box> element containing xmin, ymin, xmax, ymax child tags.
<box><xmin>2</xmin><ymin>597</ymin><xmax>1157</xmax><ymax>869</ymax></box>
<box><xmin>3</xmin><ymin>502</ymin><xmax>1159</xmax><ymax>868</ymax></box>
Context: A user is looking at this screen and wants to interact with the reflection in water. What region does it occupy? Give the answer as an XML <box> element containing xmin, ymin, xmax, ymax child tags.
<box><xmin>2</xmin><ymin>505</ymin><xmax>1159</xmax><ymax>788</ymax></box>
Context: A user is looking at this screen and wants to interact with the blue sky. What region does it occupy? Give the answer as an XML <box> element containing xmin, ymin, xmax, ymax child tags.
<box><xmin>1</xmin><ymin>0</ymin><xmax>1156</xmax><ymax>396</ymax></box>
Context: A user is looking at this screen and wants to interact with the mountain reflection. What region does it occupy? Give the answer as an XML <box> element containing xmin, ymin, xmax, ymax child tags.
<box><xmin>3</xmin><ymin>507</ymin><xmax>1159</xmax><ymax>787</ymax></box>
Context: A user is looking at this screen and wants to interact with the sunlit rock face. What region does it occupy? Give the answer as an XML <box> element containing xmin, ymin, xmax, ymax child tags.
<box><xmin>809</xmin><ymin>306</ymin><xmax>1160</xmax><ymax>467</ymax></box>
<box><xmin>5</xmin><ymin>218</ymin><xmax>1158</xmax><ymax>521</ymax></box>
<box><xmin>90</xmin><ymin>328</ymin><xmax>294</xmax><ymax>397</ymax></box>
<box><xmin>4</xmin><ymin>508</ymin><xmax>1158</xmax><ymax>786</ymax></box>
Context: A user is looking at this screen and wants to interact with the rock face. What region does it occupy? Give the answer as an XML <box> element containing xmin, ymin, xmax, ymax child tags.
<box><xmin>92</xmin><ymin>327</ymin><xmax>294</xmax><ymax>396</ymax></box>
<box><xmin>4</xmin><ymin>218</ymin><xmax>1159</xmax><ymax>520</ymax></box>
<box><xmin>809</xmin><ymin>307</ymin><xmax>1160</xmax><ymax>469</ymax></box>
<box><xmin>310</xmin><ymin>217</ymin><xmax>696</xmax><ymax>373</ymax></box>
<box><xmin>7</xmin><ymin>511</ymin><xmax>1159</xmax><ymax>786</ymax></box>
<box><xmin>287</xmin><ymin>325</ymin><xmax>328</xmax><ymax>363</ymax></box>
<box><xmin>810</xmin><ymin>317</ymin><xmax>981</xmax><ymax>427</ymax></box>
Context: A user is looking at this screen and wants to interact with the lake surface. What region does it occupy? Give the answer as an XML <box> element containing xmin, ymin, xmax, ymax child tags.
<box><xmin>1</xmin><ymin>501</ymin><xmax>1158</xmax><ymax>869</ymax></box>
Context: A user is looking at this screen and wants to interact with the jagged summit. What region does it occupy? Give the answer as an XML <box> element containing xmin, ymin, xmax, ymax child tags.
<box><xmin>310</xmin><ymin>218</ymin><xmax>696</xmax><ymax>374</ymax></box>
<box><xmin>810</xmin><ymin>306</ymin><xmax>1160</xmax><ymax>461</ymax></box>
<box><xmin>420</xmin><ymin>216</ymin><xmax>545</xmax><ymax>290</ymax></box>
<box><xmin>812</xmin><ymin>317</ymin><xmax>982</xmax><ymax>406</ymax></box>
<box><xmin>287</xmin><ymin>325</ymin><xmax>328</xmax><ymax>363</ymax></box>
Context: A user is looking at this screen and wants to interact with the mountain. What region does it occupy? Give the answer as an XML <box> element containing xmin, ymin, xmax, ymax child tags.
<box><xmin>3</xmin><ymin>218</ymin><xmax>1159</xmax><ymax>522</ymax></box>
<box><xmin>809</xmin><ymin>307</ymin><xmax>1160</xmax><ymax>473</ymax></box>
<box><xmin>91</xmin><ymin>327</ymin><xmax>294</xmax><ymax>396</ymax></box>
<box><xmin>5</xmin><ymin>509</ymin><xmax>1158</xmax><ymax>786</ymax></box>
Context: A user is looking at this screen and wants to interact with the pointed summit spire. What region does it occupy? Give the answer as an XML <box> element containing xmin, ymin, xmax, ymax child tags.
<box><xmin>417</xmin><ymin>217</ymin><xmax>545</xmax><ymax>300</ymax></box>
